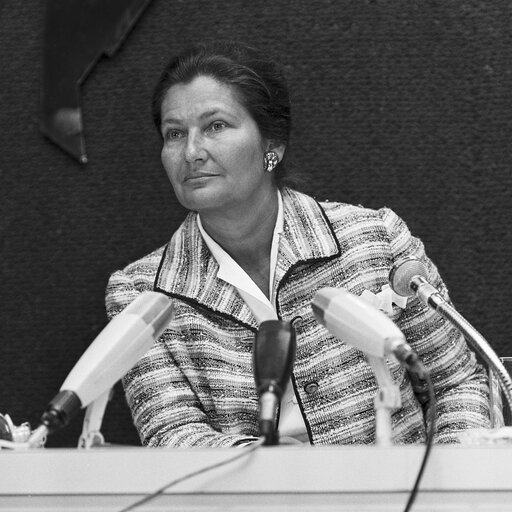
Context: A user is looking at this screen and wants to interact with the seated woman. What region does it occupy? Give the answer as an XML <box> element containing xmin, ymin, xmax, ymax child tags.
<box><xmin>105</xmin><ymin>40</ymin><xmax>491</xmax><ymax>448</ymax></box>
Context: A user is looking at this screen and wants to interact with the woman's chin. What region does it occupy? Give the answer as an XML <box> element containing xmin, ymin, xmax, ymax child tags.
<box><xmin>177</xmin><ymin>186</ymin><xmax>227</xmax><ymax>213</ymax></box>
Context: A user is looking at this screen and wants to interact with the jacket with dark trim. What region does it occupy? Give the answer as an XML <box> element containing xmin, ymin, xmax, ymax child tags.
<box><xmin>105</xmin><ymin>188</ymin><xmax>491</xmax><ymax>447</ymax></box>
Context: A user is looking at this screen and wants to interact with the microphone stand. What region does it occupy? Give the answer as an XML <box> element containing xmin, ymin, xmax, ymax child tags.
<box><xmin>258</xmin><ymin>388</ymin><xmax>280</xmax><ymax>446</ymax></box>
<box><xmin>366</xmin><ymin>355</ymin><xmax>401</xmax><ymax>446</ymax></box>
<box><xmin>77</xmin><ymin>388</ymin><xmax>111</xmax><ymax>449</ymax></box>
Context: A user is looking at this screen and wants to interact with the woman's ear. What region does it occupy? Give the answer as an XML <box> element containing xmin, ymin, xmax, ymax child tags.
<box><xmin>267</xmin><ymin>141</ymin><xmax>286</xmax><ymax>162</ymax></box>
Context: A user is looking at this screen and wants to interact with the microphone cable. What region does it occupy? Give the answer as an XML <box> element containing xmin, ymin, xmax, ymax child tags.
<box><xmin>403</xmin><ymin>370</ymin><xmax>437</xmax><ymax>512</ymax></box>
<box><xmin>117</xmin><ymin>437</ymin><xmax>265</xmax><ymax>512</ymax></box>
<box><xmin>118</xmin><ymin>378</ymin><xmax>436</xmax><ymax>512</ymax></box>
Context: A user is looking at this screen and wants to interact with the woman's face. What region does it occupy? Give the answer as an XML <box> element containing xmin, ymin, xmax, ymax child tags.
<box><xmin>159</xmin><ymin>75</ymin><xmax>277</xmax><ymax>215</ymax></box>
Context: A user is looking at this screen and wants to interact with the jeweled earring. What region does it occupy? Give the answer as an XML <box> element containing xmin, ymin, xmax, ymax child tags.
<box><xmin>264</xmin><ymin>151</ymin><xmax>279</xmax><ymax>172</ymax></box>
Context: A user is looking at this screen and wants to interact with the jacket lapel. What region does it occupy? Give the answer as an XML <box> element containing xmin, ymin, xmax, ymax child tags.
<box><xmin>154</xmin><ymin>189</ymin><xmax>341</xmax><ymax>328</ymax></box>
<box><xmin>154</xmin><ymin>212</ymin><xmax>258</xmax><ymax>329</ymax></box>
<box><xmin>274</xmin><ymin>188</ymin><xmax>341</xmax><ymax>286</ymax></box>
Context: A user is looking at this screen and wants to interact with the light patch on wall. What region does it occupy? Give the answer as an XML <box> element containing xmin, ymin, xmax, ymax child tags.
<box><xmin>40</xmin><ymin>0</ymin><xmax>153</xmax><ymax>164</ymax></box>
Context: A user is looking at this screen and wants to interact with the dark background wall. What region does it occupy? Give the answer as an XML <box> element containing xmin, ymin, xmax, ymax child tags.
<box><xmin>1</xmin><ymin>0</ymin><xmax>511</xmax><ymax>447</ymax></box>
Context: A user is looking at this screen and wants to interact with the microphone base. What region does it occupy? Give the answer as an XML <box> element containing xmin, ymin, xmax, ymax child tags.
<box><xmin>27</xmin><ymin>424</ymin><xmax>49</xmax><ymax>448</ymax></box>
<box><xmin>259</xmin><ymin>419</ymin><xmax>280</xmax><ymax>446</ymax></box>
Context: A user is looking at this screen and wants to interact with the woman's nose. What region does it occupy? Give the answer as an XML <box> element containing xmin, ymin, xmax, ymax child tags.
<box><xmin>185</xmin><ymin>131</ymin><xmax>207</xmax><ymax>162</ymax></box>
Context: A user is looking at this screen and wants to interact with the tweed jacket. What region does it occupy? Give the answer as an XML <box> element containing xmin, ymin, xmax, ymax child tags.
<box><xmin>105</xmin><ymin>188</ymin><xmax>490</xmax><ymax>447</ymax></box>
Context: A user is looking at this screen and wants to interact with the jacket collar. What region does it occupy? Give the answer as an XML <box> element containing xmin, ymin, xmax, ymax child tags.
<box><xmin>154</xmin><ymin>188</ymin><xmax>341</xmax><ymax>328</ymax></box>
<box><xmin>274</xmin><ymin>188</ymin><xmax>341</xmax><ymax>286</ymax></box>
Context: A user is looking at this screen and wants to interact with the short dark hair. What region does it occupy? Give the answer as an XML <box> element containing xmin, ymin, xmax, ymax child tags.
<box><xmin>152</xmin><ymin>40</ymin><xmax>292</xmax><ymax>186</ymax></box>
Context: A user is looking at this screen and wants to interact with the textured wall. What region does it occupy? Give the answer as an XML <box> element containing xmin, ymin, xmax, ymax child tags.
<box><xmin>1</xmin><ymin>0</ymin><xmax>511</xmax><ymax>447</ymax></box>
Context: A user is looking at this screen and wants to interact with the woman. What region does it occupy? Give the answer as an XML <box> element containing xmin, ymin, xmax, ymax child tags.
<box><xmin>105</xmin><ymin>40</ymin><xmax>491</xmax><ymax>448</ymax></box>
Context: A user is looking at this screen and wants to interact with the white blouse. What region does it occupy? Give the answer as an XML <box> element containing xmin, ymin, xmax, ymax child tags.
<box><xmin>197</xmin><ymin>191</ymin><xmax>309</xmax><ymax>443</ymax></box>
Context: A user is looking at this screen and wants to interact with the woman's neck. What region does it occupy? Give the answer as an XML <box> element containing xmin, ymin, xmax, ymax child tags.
<box><xmin>199</xmin><ymin>188</ymin><xmax>279</xmax><ymax>291</ymax></box>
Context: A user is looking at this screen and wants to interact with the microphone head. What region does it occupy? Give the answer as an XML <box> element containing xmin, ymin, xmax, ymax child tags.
<box><xmin>253</xmin><ymin>320</ymin><xmax>296</xmax><ymax>398</ymax></box>
<box><xmin>389</xmin><ymin>257</ymin><xmax>429</xmax><ymax>297</ymax></box>
<box><xmin>312</xmin><ymin>287</ymin><xmax>405</xmax><ymax>359</ymax></box>
<box><xmin>37</xmin><ymin>292</ymin><xmax>174</xmax><ymax>438</ymax></box>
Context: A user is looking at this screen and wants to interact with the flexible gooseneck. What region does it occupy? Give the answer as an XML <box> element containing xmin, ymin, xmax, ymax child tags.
<box><xmin>390</xmin><ymin>257</ymin><xmax>512</xmax><ymax>422</ymax></box>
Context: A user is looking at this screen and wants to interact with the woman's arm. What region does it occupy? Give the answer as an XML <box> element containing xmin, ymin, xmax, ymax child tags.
<box><xmin>106</xmin><ymin>269</ymin><xmax>259</xmax><ymax>448</ymax></box>
<box><xmin>381</xmin><ymin>208</ymin><xmax>492</xmax><ymax>443</ymax></box>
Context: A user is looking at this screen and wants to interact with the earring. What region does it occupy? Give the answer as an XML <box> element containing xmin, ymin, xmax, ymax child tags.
<box><xmin>264</xmin><ymin>151</ymin><xmax>279</xmax><ymax>172</ymax></box>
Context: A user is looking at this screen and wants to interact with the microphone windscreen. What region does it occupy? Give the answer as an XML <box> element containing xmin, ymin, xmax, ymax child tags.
<box><xmin>389</xmin><ymin>257</ymin><xmax>428</xmax><ymax>297</ymax></box>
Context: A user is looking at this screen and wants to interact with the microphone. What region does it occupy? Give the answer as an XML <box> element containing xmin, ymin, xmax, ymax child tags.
<box><xmin>389</xmin><ymin>256</ymin><xmax>445</xmax><ymax>308</ymax></box>
<box><xmin>253</xmin><ymin>320</ymin><xmax>296</xmax><ymax>445</ymax></box>
<box><xmin>29</xmin><ymin>291</ymin><xmax>174</xmax><ymax>446</ymax></box>
<box><xmin>389</xmin><ymin>256</ymin><xmax>512</xmax><ymax>417</ymax></box>
<box><xmin>312</xmin><ymin>288</ymin><xmax>425</xmax><ymax>376</ymax></box>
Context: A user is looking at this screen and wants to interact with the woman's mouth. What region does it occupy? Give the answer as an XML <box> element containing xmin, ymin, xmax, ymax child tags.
<box><xmin>185</xmin><ymin>172</ymin><xmax>218</xmax><ymax>182</ymax></box>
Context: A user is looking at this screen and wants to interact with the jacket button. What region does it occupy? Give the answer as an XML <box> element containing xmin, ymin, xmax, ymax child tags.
<box><xmin>291</xmin><ymin>316</ymin><xmax>303</xmax><ymax>328</ymax></box>
<box><xmin>304</xmin><ymin>381</ymin><xmax>319</xmax><ymax>394</ymax></box>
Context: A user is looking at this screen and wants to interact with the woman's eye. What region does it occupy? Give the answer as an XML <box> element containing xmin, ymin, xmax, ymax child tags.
<box><xmin>209</xmin><ymin>121</ymin><xmax>226</xmax><ymax>132</ymax></box>
<box><xmin>165</xmin><ymin>129</ymin><xmax>183</xmax><ymax>141</ymax></box>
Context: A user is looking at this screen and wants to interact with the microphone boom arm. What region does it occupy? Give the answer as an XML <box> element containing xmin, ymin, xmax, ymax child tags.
<box><xmin>423</xmin><ymin>289</ymin><xmax>512</xmax><ymax>422</ymax></box>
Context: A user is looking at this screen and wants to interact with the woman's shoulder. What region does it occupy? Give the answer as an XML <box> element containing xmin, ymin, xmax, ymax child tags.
<box><xmin>113</xmin><ymin>212</ymin><xmax>197</xmax><ymax>279</ymax></box>
<box><xmin>284</xmin><ymin>187</ymin><xmax>398</xmax><ymax>225</ymax></box>
<box><xmin>105</xmin><ymin>219</ymin><xmax>193</xmax><ymax>317</ymax></box>
<box><xmin>120</xmin><ymin>244</ymin><xmax>168</xmax><ymax>276</ymax></box>
<box><xmin>105</xmin><ymin>245</ymin><xmax>168</xmax><ymax>307</ymax></box>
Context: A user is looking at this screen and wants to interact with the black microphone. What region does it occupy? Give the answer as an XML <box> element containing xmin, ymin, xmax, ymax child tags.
<box><xmin>253</xmin><ymin>320</ymin><xmax>296</xmax><ymax>446</ymax></box>
<box><xmin>28</xmin><ymin>292</ymin><xmax>174</xmax><ymax>447</ymax></box>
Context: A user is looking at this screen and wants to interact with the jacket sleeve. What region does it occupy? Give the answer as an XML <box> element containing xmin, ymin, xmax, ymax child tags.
<box><xmin>105</xmin><ymin>269</ymin><xmax>259</xmax><ymax>448</ymax></box>
<box><xmin>380</xmin><ymin>208</ymin><xmax>494</xmax><ymax>443</ymax></box>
